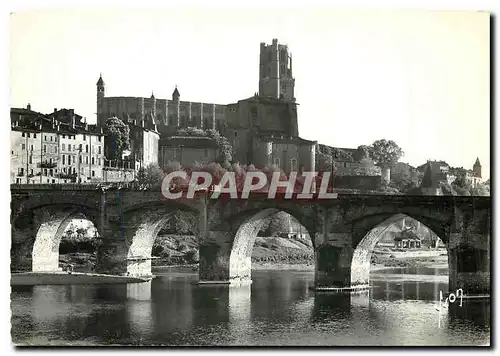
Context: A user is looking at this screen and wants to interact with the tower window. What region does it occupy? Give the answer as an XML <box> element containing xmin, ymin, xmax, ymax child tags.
<box><xmin>273</xmin><ymin>157</ymin><xmax>280</xmax><ymax>169</ymax></box>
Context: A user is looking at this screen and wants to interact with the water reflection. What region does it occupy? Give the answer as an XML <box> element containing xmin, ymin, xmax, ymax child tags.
<box><xmin>228</xmin><ymin>284</ymin><xmax>252</xmax><ymax>344</ymax></box>
<box><xmin>10</xmin><ymin>268</ymin><xmax>490</xmax><ymax>346</ymax></box>
<box><xmin>127</xmin><ymin>282</ymin><xmax>153</xmax><ymax>339</ymax></box>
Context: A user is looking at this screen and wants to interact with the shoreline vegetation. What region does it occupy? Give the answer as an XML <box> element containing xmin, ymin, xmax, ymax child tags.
<box><xmin>152</xmin><ymin>254</ymin><xmax>449</xmax><ymax>273</ymax></box>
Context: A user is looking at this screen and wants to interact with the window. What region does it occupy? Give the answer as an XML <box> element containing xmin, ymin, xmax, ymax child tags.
<box><xmin>49</xmin><ymin>169</ymin><xmax>53</xmax><ymax>176</ymax></box>
<box><xmin>98</xmin><ymin>146</ymin><xmax>101</xmax><ymax>154</ymax></box>
<box><xmin>68</xmin><ymin>156</ymin><xmax>71</xmax><ymax>165</ymax></box>
<box><xmin>28</xmin><ymin>156</ymin><xmax>32</xmax><ymax>164</ymax></box>
<box><xmin>62</xmin><ymin>156</ymin><xmax>65</xmax><ymax>165</ymax></box>
<box><xmin>86</xmin><ymin>145</ymin><xmax>89</xmax><ymax>153</ymax></box>
<box><xmin>85</xmin><ymin>156</ymin><xmax>89</xmax><ymax>164</ymax></box>
<box><xmin>343</xmin><ymin>162</ymin><xmax>347</xmax><ymax>168</ymax></box>
<box><xmin>92</xmin><ymin>157</ymin><xmax>95</xmax><ymax>165</ymax></box>
<box><xmin>19</xmin><ymin>168</ymin><xmax>24</xmax><ymax>175</ymax></box>
<box><xmin>290</xmin><ymin>158</ymin><xmax>297</xmax><ymax>173</ymax></box>
<box><xmin>43</xmin><ymin>145</ymin><xmax>46</xmax><ymax>153</ymax></box>
<box><xmin>83</xmin><ymin>135</ymin><xmax>86</xmax><ymax>141</ymax></box>
<box><xmin>27</xmin><ymin>133</ymin><xmax>30</xmax><ymax>138</ymax></box>
<box><xmin>52</xmin><ymin>179</ymin><xmax>55</xmax><ymax>184</ymax></box>
<box><xmin>44</xmin><ymin>135</ymin><xmax>47</xmax><ymax>141</ymax></box>
<box><xmin>68</xmin><ymin>145</ymin><xmax>71</xmax><ymax>152</ymax></box>
<box><xmin>30</xmin><ymin>169</ymin><xmax>33</xmax><ymax>175</ymax></box>
<box><xmin>62</xmin><ymin>143</ymin><xmax>65</xmax><ymax>151</ymax></box>
<box><xmin>63</xmin><ymin>168</ymin><xmax>66</xmax><ymax>173</ymax></box>
<box><xmin>92</xmin><ymin>170</ymin><xmax>95</xmax><ymax>177</ymax></box>
<box><xmin>49</xmin><ymin>158</ymin><xmax>52</xmax><ymax>164</ymax></box>
<box><xmin>73</xmin><ymin>167</ymin><xmax>76</xmax><ymax>174</ymax></box>
<box><xmin>98</xmin><ymin>136</ymin><xmax>102</xmax><ymax>142</ymax></box>
<box><xmin>98</xmin><ymin>158</ymin><xmax>101</xmax><ymax>165</ymax></box>
<box><xmin>22</xmin><ymin>132</ymin><xmax>25</xmax><ymax>137</ymax></box>
<box><xmin>44</xmin><ymin>169</ymin><xmax>47</xmax><ymax>176</ymax></box>
<box><xmin>50</xmin><ymin>136</ymin><xmax>53</xmax><ymax>142</ymax></box>
<box><xmin>234</xmin><ymin>131</ymin><xmax>238</xmax><ymax>137</ymax></box>
<box><xmin>79</xmin><ymin>156</ymin><xmax>82</xmax><ymax>163</ymax></box>
<box><xmin>62</xmin><ymin>135</ymin><xmax>65</xmax><ymax>139</ymax></box>
<box><xmin>21</xmin><ymin>144</ymin><xmax>25</xmax><ymax>150</ymax></box>
<box><xmin>34</xmin><ymin>133</ymin><xmax>37</xmax><ymax>139</ymax></box>
<box><xmin>79</xmin><ymin>144</ymin><xmax>82</xmax><ymax>151</ymax></box>
<box><xmin>273</xmin><ymin>157</ymin><xmax>280</xmax><ymax>168</ymax></box>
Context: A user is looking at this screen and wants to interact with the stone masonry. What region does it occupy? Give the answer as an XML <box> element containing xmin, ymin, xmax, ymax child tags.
<box><xmin>11</xmin><ymin>185</ymin><xmax>491</xmax><ymax>296</ymax></box>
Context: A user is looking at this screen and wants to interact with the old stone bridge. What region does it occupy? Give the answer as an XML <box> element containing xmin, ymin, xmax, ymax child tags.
<box><xmin>10</xmin><ymin>185</ymin><xmax>491</xmax><ymax>295</ymax></box>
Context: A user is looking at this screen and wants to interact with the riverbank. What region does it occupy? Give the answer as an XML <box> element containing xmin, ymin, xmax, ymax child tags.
<box><xmin>152</xmin><ymin>253</ymin><xmax>449</xmax><ymax>272</ymax></box>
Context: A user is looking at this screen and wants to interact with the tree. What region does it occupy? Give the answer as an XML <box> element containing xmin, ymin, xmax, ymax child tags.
<box><xmin>390</xmin><ymin>162</ymin><xmax>423</xmax><ymax>193</ymax></box>
<box><xmin>136</xmin><ymin>163</ymin><xmax>165</xmax><ymax>188</ymax></box>
<box><xmin>353</xmin><ymin>145</ymin><xmax>371</xmax><ymax>162</ymax></box>
<box><xmin>104</xmin><ymin>117</ymin><xmax>130</xmax><ymax>160</ymax></box>
<box><xmin>369</xmin><ymin>139</ymin><xmax>404</xmax><ymax>182</ymax></box>
<box><xmin>259</xmin><ymin>211</ymin><xmax>292</xmax><ymax>237</ymax></box>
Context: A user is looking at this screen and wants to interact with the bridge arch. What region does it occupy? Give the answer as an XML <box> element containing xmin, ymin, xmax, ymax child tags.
<box><xmin>11</xmin><ymin>203</ymin><xmax>100</xmax><ymax>272</ymax></box>
<box><xmin>120</xmin><ymin>202</ymin><xmax>200</xmax><ymax>277</ymax></box>
<box><xmin>212</xmin><ymin>206</ymin><xmax>315</xmax><ymax>284</ymax></box>
<box><xmin>350</xmin><ymin>213</ymin><xmax>449</xmax><ymax>288</ymax></box>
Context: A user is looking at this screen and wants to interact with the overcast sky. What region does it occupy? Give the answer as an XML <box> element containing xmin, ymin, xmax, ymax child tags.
<box><xmin>9</xmin><ymin>9</ymin><xmax>490</xmax><ymax>179</ymax></box>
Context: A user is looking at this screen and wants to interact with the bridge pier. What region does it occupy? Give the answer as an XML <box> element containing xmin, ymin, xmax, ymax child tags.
<box><xmin>95</xmin><ymin>220</ymin><xmax>129</xmax><ymax>276</ymax></box>
<box><xmin>314</xmin><ymin>238</ymin><xmax>362</xmax><ymax>291</ymax></box>
<box><xmin>448</xmin><ymin>208</ymin><xmax>490</xmax><ymax>296</ymax></box>
<box><xmin>199</xmin><ymin>231</ymin><xmax>233</xmax><ymax>284</ymax></box>
<box><xmin>199</xmin><ymin>230</ymin><xmax>252</xmax><ymax>285</ymax></box>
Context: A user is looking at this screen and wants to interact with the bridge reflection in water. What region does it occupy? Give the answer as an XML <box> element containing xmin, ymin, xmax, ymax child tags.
<box><xmin>10</xmin><ymin>269</ymin><xmax>490</xmax><ymax>346</ymax></box>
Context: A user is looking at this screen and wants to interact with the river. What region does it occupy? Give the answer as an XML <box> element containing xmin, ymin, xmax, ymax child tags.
<box><xmin>10</xmin><ymin>267</ymin><xmax>490</xmax><ymax>346</ymax></box>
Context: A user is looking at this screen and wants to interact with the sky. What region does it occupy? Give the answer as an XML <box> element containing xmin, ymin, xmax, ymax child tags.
<box><xmin>9</xmin><ymin>9</ymin><xmax>490</xmax><ymax>179</ymax></box>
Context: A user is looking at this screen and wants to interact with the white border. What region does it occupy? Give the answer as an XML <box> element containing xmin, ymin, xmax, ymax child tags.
<box><xmin>1</xmin><ymin>0</ymin><xmax>497</xmax><ymax>354</ymax></box>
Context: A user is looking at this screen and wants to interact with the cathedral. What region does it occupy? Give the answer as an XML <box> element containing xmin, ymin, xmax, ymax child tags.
<box><xmin>96</xmin><ymin>38</ymin><xmax>316</xmax><ymax>174</ymax></box>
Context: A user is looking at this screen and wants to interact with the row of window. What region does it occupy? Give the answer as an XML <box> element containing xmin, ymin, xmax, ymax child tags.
<box><xmin>21</xmin><ymin>132</ymin><xmax>102</xmax><ymax>142</ymax></box>
<box><xmin>17</xmin><ymin>167</ymin><xmax>97</xmax><ymax>177</ymax></box>
<box><xmin>19</xmin><ymin>143</ymin><xmax>102</xmax><ymax>155</ymax></box>
<box><xmin>60</xmin><ymin>143</ymin><xmax>102</xmax><ymax>154</ymax></box>
<box><xmin>273</xmin><ymin>157</ymin><xmax>298</xmax><ymax>172</ymax></box>
<box><xmin>61</xmin><ymin>155</ymin><xmax>102</xmax><ymax>166</ymax></box>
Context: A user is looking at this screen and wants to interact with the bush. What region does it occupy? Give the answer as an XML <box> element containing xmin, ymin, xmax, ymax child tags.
<box><xmin>152</xmin><ymin>244</ymin><xmax>164</xmax><ymax>256</ymax></box>
<box><xmin>185</xmin><ymin>249</ymin><xmax>199</xmax><ymax>263</ymax></box>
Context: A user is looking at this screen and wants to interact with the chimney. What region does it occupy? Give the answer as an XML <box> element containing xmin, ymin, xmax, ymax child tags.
<box><xmin>69</xmin><ymin>109</ymin><xmax>75</xmax><ymax>129</ymax></box>
<box><xmin>27</xmin><ymin>103</ymin><xmax>31</xmax><ymax>111</ymax></box>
